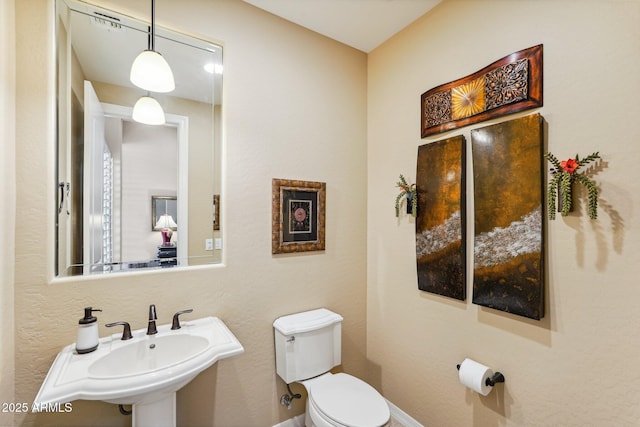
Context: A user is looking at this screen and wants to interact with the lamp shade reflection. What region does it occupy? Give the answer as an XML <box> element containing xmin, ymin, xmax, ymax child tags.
<box><xmin>132</xmin><ymin>95</ymin><xmax>166</xmax><ymax>125</ymax></box>
<box><xmin>155</xmin><ymin>213</ymin><xmax>177</xmax><ymax>246</ymax></box>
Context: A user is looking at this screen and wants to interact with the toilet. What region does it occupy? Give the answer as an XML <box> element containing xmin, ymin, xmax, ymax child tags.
<box><xmin>274</xmin><ymin>308</ymin><xmax>390</xmax><ymax>427</ymax></box>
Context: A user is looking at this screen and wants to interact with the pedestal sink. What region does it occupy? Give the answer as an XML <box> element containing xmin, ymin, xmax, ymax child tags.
<box><xmin>34</xmin><ymin>317</ymin><xmax>243</xmax><ymax>426</ymax></box>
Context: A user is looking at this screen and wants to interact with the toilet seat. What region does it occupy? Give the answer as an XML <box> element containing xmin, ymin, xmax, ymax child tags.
<box><xmin>307</xmin><ymin>373</ymin><xmax>390</xmax><ymax>427</ymax></box>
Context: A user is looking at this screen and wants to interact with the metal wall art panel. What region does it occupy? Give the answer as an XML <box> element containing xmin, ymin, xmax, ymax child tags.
<box><xmin>416</xmin><ymin>135</ymin><xmax>467</xmax><ymax>300</ymax></box>
<box><xmin>471</xmin><ymin>113</ymin><xmax>545</xmax><ymax>320</ymax></box>
<box><xmin>421</xmin><ymin>45</ymin><xmax>543</xmax><ymax>138</ymax></box>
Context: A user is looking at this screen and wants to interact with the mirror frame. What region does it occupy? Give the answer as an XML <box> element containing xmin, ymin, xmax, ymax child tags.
<box><xmin>54</xmin><ymin>0</ymin><xmax>224</xmax><ymax>277</ymax></box>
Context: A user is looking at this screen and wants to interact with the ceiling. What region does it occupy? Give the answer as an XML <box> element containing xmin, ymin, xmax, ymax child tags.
<box><xmin>65</xmin><ymin>0</ymin><xmax>223</xmax><ymax>105</ymax></box>
<box><xmin>64</xmin><ymin>0</ymin><xmax>441</xmax><ymax>107</ymax></box>
<box><xmin>242</xmin><ymin>0</ymin><xmax>442</xmax><ymax>53</ymax></box>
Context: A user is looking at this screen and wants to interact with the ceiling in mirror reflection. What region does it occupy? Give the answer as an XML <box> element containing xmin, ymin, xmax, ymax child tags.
<box><xmin>68</xmin><ymin>2</ymin><xmax>222</xmax><ymax>105</ymax></box>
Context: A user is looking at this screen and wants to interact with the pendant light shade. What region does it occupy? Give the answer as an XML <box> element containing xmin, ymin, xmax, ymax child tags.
<box><xmin>132</xmin><ymin>95</ymin><xmax>166</xmax><ymax>125</ymax></box>
<box><xmin>130</xmin><ymin>50</ymin><xmax>175</xmax><ymax>93</ymax></box>
<box><xmin>130</xmin><ymin>0</ymin><xmax>175</xmax><ymax>93</ymax></box>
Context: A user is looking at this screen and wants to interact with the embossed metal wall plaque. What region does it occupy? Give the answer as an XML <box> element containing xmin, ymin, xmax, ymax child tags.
<box><xmin>421</xmin><ymin>45</ymin><xmax>543</xmax><ymax>138</ymax></box>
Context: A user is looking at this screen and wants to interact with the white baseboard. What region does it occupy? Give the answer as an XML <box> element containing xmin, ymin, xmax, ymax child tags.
<box><xmin>273</xmin><ymin>413</ymin><xmax>305</xmax><ymax>427</ymax></box>
<box><xmin>386</xmin><ymin>399</ymin><xmax>424</xmax><ymax>427</ymax></box>
<box><xmin>273</xmin><ymin>400</ymin><xmax>422</xmax><ymax>427</ymax></box>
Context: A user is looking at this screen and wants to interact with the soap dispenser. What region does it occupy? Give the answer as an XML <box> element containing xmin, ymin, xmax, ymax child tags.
<box><xmin>76</xmin><ymin>307</ymin><xmax>102</xmax><ymax>354</ymax></box>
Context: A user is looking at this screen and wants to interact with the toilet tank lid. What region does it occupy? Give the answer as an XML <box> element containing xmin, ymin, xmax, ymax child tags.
<box><xmin>273</xmin><ymin>308</ymin><xmax>343</xmax><ymax>335</ymax></box>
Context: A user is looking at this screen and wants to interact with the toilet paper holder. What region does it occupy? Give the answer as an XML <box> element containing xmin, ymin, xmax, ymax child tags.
<box><xmin>456</xmin><ymin>363</ymin><xmax>505</xmax><ymax>387</ymax></box>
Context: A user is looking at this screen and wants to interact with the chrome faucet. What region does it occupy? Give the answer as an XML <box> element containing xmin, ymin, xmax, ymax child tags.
<box><xmin>147</xmin><ymin>304</ymin><xmax>158</xmax><ymax>335</ymax></box>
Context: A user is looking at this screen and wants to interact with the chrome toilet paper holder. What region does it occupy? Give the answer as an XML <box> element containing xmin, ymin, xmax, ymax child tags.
<box><xmin>456</xmin><ymin>363</ymin><xmax>505</xmax><ymax>387</ymax></box>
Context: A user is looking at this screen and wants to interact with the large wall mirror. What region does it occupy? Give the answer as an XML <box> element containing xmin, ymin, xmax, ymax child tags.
<box><xmin>55</xmin><ymin>0</ymin><xmax>223</xmax><ymax>276</ymax></box>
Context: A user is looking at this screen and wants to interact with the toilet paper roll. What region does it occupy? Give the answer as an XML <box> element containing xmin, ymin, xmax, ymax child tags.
<box><xmin>458</xmin><ymin>358</ymin><xmax>494</xmax><ymax>396</ymax></box>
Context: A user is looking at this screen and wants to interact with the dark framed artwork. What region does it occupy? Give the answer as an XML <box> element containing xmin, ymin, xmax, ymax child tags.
<box><xmin>415</xmin><ymin>135</ymin><xmax>466</xmax><ymax>300</ymax></box>
<box><xmin>213</xmin><ymin>194</ymin><xmax>220</xmax><ymax>231</ymax></box>
<box><xmin>421</xmin><ymin>45</ymin><xmax>543</xmax><ymax>137</ymax></box>
<box><xmin>151</xmin><ymin>196</ymin><xmax>177</xmax><ymax>231</ymax></box>
<box><xmin>471</xmin><ymin>113</ymin><xmax>545</xmax><ymax>320</ymax></box>
<box><xmin>272</xmin><ymin>179</ymin><xmax>326</xmax><ymax>254</ymax></box>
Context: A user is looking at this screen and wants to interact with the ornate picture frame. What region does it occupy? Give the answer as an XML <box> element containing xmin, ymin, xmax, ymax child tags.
<box><xmin>213</xmin><ymin>194</ymin><xmax>220</xmax><ymax>231</ymax></box>
<box><xmin>272</xmin><ymin>179</ymin><xmax>326</xmax><ymax>254</ymax></box>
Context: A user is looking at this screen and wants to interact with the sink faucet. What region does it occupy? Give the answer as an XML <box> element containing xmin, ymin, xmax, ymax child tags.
<box><xmin>147</xmin><ymin>304</ymin><xmax>158</xmax><ymax>335</ymax></box>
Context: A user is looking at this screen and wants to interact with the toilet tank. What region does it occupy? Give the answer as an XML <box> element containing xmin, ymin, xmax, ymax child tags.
<box><xmin>273</xmin><ymin>308</ymin><xmax>343</xmax><ymax>384</ymax></box>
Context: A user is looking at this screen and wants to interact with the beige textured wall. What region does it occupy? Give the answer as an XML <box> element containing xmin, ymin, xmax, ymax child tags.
<box><xmin>1</xmin><ymin>0</ymin><xmax>17</xmax><ymax>426</ymax></box>
<box><xmin>367</xmin><ymin>0</ymin><xmax>640</xmax><ymax>425</ymax></box>
<box><xmin>14</xmin><ymin>0</ymin><xmax>367</xmax><ymax>426</ymax></box>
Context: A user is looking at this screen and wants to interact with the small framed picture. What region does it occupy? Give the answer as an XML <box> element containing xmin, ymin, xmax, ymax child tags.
<box><xmin>272</xmin><ymin>179</ymin><xmax>326</xmax><ymax>254</ymax></box>
<box><xmin>151</xmin><ymin>196</ymin><xmax>177</xmax><ymax>231</ymax></box>
<box><xmin>213</xmin><ymin>194</ymin><xmax>220</xmax><ymax>231</ymax></box>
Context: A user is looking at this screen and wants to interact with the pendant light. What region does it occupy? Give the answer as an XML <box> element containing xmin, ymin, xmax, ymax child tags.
<box><xmin>132</xmin><ymin>93</ymin><xmax>166</xmax><ymax>125</ymax></box>
<box><xmin>130</xmin><ymin>0</ymin><xmax>175</xmax><ymax>93</ymax></box>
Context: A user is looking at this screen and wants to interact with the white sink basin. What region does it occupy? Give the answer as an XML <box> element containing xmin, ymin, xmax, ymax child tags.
<box><xmin>89</xmin><ymin>334</ymin><xmax>209</xmax><ymax>379</ymax></box>
<box><xmin>34</xmin><ymin>316</ymin><xmax>243</xmax><ymax>426</ymax></box>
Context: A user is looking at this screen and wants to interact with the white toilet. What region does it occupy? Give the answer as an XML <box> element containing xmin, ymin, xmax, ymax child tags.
<box><xmin>274</xmin><ymin>308</ymin><xmax>390</xmax><ymax>427</ymax></box>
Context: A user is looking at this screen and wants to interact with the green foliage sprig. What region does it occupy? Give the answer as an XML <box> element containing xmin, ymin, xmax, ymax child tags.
<box><xmin>395</xmin><ymin>174</ymin><xmax>417</xmax><ymax>218</ymax></box>
<box><xmin>545</xmin><ymin>151</ymin><xmax>600</xmax><ymax>220</ymax></box>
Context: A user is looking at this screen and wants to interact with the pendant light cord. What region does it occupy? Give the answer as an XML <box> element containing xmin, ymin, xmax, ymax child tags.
<box><xmin>150</xmin><ymin>0</ymin><xmax>156</xmax><ymax>51</ymax></box>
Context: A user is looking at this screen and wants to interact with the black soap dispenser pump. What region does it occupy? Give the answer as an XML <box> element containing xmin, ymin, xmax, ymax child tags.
<box><xmin>76</xmin><ymin>307</ymin><xmax>102</xmax><ymax>354</ymax></box>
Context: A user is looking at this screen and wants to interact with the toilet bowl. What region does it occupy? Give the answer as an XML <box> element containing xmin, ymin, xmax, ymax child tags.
<box><xmin>302</xmin><ymin>373</ymin><xmax>390</xmax><ymax>427</ymax></box>
<box><xmin>273</xmin><ymin>308</ymin><xmax>390</xmax><ymax>427</ymax></box>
